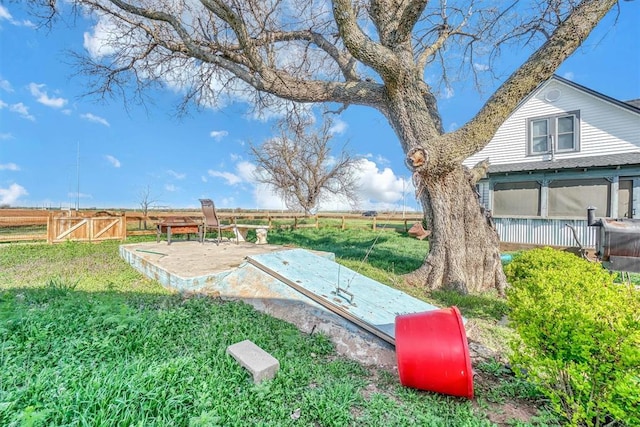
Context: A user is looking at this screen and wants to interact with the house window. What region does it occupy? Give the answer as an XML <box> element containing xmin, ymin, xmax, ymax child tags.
<box><xmin>528</xmin><ymin>111</ymin><xmax>580</xmax><ymax>155</ymax></box>
<box><xmin>493</xmin><ymin>182</ymin><xmax>540</xmax><ymax>216</ymax></box>
<box><xmin>548</xmin><ymin>179</ymin><xmax>609</xmax><ymax>217</ymax></box>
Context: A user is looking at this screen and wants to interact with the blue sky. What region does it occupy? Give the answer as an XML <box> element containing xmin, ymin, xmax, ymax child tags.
<box><xmin>1</xmin><ymin>2</ymin><xmax>639</xmax><ymax>211</ymax></box>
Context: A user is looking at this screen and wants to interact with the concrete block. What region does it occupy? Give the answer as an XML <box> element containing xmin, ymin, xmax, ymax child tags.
<box><xmin>227</xmin><ymin>339</ymin><xmax>280</xmax><ymax>383</ymax></box>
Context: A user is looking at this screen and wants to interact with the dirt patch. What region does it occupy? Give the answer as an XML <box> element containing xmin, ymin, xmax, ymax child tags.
<box><xmin>481</xmin><ymin>401</ymin><xmax>540</xmax><ymax>426</ymax></box>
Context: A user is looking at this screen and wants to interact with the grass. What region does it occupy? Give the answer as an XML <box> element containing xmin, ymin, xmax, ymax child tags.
<box><xmin>0</xmin><ymin>234</ymin><xmax>552</xmax><ymax>426</ymax></box>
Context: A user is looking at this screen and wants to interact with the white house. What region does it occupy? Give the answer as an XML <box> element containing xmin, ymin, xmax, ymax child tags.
<box><xmin>463</xmin><ymin>75</ymin><xmax>640</xmax><ymax>247</ymax></box>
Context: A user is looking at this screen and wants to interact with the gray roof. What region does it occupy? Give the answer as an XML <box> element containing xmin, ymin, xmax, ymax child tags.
<box><xmin>627</xmin><ymin>99</ymin><xmax>640</xmax><ymax>109</ymax></box>
<box><xmin>488</xmin><ymin>152</ymin><xmax>640</xmax><ymax>174</ymax></box>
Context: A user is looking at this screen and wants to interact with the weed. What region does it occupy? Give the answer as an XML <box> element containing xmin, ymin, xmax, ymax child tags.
<box><xmin>44</xmin><ymin>277</ymin><xmax>78</xmax><ymax>295</ymax></box>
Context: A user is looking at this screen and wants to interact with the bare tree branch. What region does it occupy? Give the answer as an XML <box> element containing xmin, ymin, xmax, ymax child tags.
<box><xmin>250</xmin><ymin>110</ymin><xmax>361</xmax><ymax>214</ymax></box>
<box><xmin>452</xmin><ymin>0</ymin><xmax>619</xmax><ymax>162</ymax></box>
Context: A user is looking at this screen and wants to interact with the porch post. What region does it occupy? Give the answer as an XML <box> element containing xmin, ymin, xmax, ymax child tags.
<box><xmin>633</xmin><ymin>178</ymin><xmax>640</xmax><ymax>219</ymax></box>
<box><xmin>539</xmin><ymin>179</ymin><xmax>550</xmax><ymax>218</ymax></box>
<box><xmin>609</xmin><ymin>176</ymin><xmax>619</xmax><ymax>218</ymax></box>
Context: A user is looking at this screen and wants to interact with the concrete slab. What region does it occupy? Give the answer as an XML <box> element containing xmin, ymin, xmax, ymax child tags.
<box><xmin>246</xmin><ymin>249</ymin><xmax>439</xmax><ymax>344</ymax></box>
<box><xmin>119</xmin><ymin>241</ymin><xmax>397</xmax><ymax>366</ymax></box>
<box><xmin>120</xmin><ymin>241</ymin><xmax>299</xmax><ymax>286</ymax></box>
<box><xmin>227</xmin><ymin>340</ymin><xmax>280</xmax><ymax>383</ymax></box>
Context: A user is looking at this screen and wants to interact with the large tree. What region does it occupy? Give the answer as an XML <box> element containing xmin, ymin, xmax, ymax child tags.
<box><xmin>30</xmin><ymin>0</ymin><xmax>620</xmax><ymax>294</ymax></box>
<box><xmin>250</xmin><ymin>110</ymin><xmax>360</xmax><ymax>215</ymax></box>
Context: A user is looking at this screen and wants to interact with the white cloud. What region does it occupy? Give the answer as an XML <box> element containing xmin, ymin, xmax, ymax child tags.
<box><xmin>0</xmin><ymin>77</ymin><xmax>13</xmax><ymax>92</ymax></box>
<box><xmin>29</xmin><ymin>83</ymin><xmax>68</xmax><ymax>108</ymax></box>
<box><xmin>83</xmin><ymin>18</ymin><xmax>118</xmax><ymax>59</ymax></box>
<box><xmin>0</xmin><ymin>163</ymin><xmax>20</xmax><ymax>171</ymax></box>
<box><xmin>355</xmin><ymin>158</ymin><xmax>414</xmax><ymax>205</ymax></box>
<box><xmin>167</xmin><ymin>169</ymin><xmax>186</xmax><ymax>179</ymax></box>
<box><xmin>0</xmin><ymin>100</ymin><xmax>7</xmax><ymax>109</ymax></box>
<box><xmin>236</xmin><ymin>161</ymin><xmax>256</xmax><ymax>182</ymax></box>
<box><xmin>201</xmin><ymin>175</ymin><xmax>208</xmax><ymax>183</ymax></box>
<box><xmin>253</xmin><ymin>183</ymin><xmax>285</xmax><ymax>210</ymax></box>
<box><xmin>0</xmin><ymin>183</ymin><xmax>28</xmax><ymax>205</ymax></box>
<box><xmin>80</xmin><ymin>113</ymin><xmax>110</xmax><ymax>127</ymax></box>
<box><xmin>329</xmin><ymin>118</ymin><xmax>348</xmax><ymax>135</ymax></box>
<box><xmin>207</xmin><ymin>170</ymin><xmax>243</xmax><ymax>185</ymax></box>
<box><xmin>0</xmin><ymin>133</ymin><xmax>14</xmax><ymax>140</ymax></box>
<box><xmin>165</xmin><ymin>184</ymin><xmax>177</xmax><ymax>192</ymax></box>
<box><xmin>562</xmin><ymin>71</ymin><xmax>575</xmax><ymax>80</ymax></box>
<box><xmin>105</xmin><ymin>155</ymin><xmax>121</xmax><ymax>168</ymax></box>
<box><xmin>0</xmin><ymin>5</ymin><xmax>34</xmax><ymax>27</ymax></box>
<box><xmin>9</xmin><ymin>103</ymin><xmax>35</xmax><ymax>121</ymax></box>
<box><xmin>375</xmin><ymin>155</ymin><xmax>390</xmax><ymax>165</ymax></box>
<box><xmin>207</xmin><ymin>161</ymin><xmax>256</xmax><ymax>186</ymax></box>
<box><xmin>473</xmin><ymin>63</ymin><xmax>490</xmax><ymax>72</ymax></box>
<box><xmin>0</xmin><ymin>5</ymin><xmax>11</xmax><ymax>21</ymax></box>
<box><xmin>210</xmin><ymin>130</ymin><xmax>229</xmax><ymax>141</ymax></box>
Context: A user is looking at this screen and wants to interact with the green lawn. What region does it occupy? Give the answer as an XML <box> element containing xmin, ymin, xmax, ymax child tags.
<box><xmin>0</xmin><ymin>235</ymin><xmax>551</xmax><ymax>426</ymax></box>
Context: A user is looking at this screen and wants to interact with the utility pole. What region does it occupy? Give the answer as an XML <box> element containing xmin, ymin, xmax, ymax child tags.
<box><xmin>76</xmin><ymin>141</ymin><xmax>80</xmax><ymax>211</ymax></box>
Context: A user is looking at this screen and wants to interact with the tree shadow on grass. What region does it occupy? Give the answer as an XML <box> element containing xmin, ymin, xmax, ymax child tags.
<box><xmin>269</xmin><ymin>228</ymin><xmax>427</xmax><ymax>275</ymax></box>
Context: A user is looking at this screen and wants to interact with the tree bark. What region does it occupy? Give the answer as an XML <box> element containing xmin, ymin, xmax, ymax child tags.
<box><xmin>405</xmin><ymin>165</ymin><xmax>507</xmax><ymax>295</ymax></box>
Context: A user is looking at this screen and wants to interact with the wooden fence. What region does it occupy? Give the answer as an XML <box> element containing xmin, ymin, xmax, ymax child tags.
<box><xmin>47</xmin><ymin>214</ymin><xmax>127</xmax><ymax>243</ymax></box>
<box><xmin>0</xmin><ymin>209</ymin><xmax>424</xmax><ymax>244</ymax></box>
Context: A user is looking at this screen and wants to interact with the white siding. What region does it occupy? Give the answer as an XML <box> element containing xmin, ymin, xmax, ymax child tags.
<box><xmin>464</xmin><ymin>78</ymin><xmax>640</xmax><ymax>168</ymax></box>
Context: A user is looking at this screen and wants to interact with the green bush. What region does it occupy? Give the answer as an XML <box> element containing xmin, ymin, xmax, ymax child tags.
<box><xmin>504</xmin><ymin>248</ymin><xmax>640</xmax><ymax>426</ymax></box>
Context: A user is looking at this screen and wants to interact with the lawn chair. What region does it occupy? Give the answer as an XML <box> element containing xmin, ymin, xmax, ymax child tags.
<box><xmin>199</xmin><ymin>199</ymin><xmax>238</xmax><ymax>245</ymax></box>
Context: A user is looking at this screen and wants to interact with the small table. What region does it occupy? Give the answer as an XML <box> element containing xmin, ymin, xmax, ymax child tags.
<box><xmin>156</xmin><ymin>217</ymin><xmax>202</xmax><ymax>245</ymax></box>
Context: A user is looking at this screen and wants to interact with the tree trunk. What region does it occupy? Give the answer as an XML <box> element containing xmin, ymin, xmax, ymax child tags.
<box><xmin>404</xmin><ymin>165</ymin><xmax>507</xmax><ymax>295</ymax></box>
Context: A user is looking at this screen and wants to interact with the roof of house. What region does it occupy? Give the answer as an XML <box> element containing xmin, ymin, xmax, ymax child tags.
<box><xmin>488</xmin><ymin>152</ymin><xmax>640</xmax><ymax>174</ymax></box>
<box><xmin>627</xmin><ymin>99</ymin><xmax>640</xmax><ymax>109</ymax></box>
<box><xmin>540</xmin><ymin>75</ymin><xmax>640</xmax><ymax>115</ymax></box>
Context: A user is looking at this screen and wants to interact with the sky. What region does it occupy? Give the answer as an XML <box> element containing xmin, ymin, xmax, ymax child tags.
<box><xmin>1</xmin><ymin>1</ymin><xmax>639</xmax><ymax>212</ymax></box>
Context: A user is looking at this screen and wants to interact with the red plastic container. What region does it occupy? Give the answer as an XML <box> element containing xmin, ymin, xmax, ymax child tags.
<box><xmin>395</xmin><ymin>306</ymin><xmax>474</xmax><ymax>398</ymax></box>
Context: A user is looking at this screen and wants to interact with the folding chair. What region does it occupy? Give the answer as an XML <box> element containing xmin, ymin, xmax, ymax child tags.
<box><xmin>199</xmin><ymin>198</ymin><xmax>238</xmax><ymax>245</ymax></box>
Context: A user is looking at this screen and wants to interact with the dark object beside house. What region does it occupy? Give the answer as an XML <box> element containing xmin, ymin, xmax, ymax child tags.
<box><xmin>587</xmin><ymin>207</ymin><xmax>640</xmax><ymax>273</ymax></box>
<box><xmin>362</xmin><ymin>210</ymin><xmax>378</xmax><ymax>217</ymax></box>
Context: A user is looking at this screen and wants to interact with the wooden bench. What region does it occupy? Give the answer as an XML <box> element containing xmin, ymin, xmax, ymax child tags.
<box><xmin>232</xmin><ymin>224</ymin><xmax>270</xmax><ymax>244</ymax></box>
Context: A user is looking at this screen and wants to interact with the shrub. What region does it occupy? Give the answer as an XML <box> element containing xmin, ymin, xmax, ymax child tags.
<box><xmin>504</xmin><ymin>248</ymin><xmax>640</xmax><ymax>426</ymax></box>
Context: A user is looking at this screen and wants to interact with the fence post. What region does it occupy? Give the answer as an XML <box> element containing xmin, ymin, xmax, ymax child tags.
<box><xmin>372</xmin><ymin>216</ymin><xmax>377</xmax><ymax>231</ymax></box>
<box><xmin>47</xmin><ymin>212</ymin><xmax>53</xmax><ymax>244</ymax></box>
<box><xmin>341</xmin><ymin>216</ymin><xmax>346</xmax><ymax>230</ymax></box>
<box><xmin>121</xmin><ymin>213</ymin><xmax>127</xmax><ymax>241</ymax></box>
<box><xmin>315</xmin><ymin>215</ymin><xmax>319</xmax><ymax>228</ymax></box>
<box><xmin>294</xmin><ymin>216</ymin><xmax>298</xmax><ymax>229</ymax></box>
